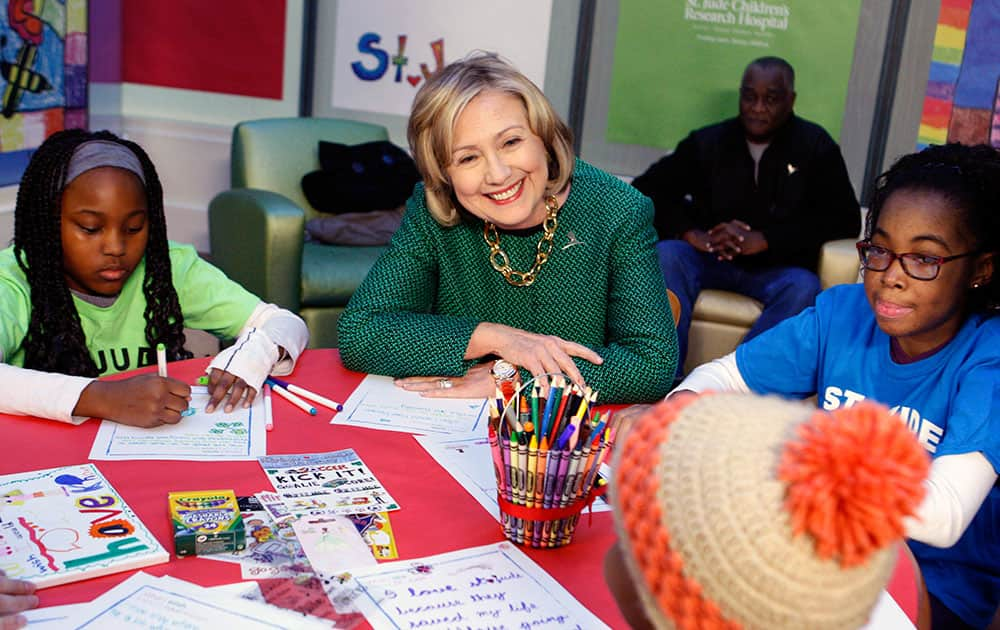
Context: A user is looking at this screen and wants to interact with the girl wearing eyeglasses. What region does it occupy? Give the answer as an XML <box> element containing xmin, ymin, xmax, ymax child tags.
<box><xmin>670</xmin><ymin>143</ymin><xmax>1000</xmax><ymax>629</ymax></box>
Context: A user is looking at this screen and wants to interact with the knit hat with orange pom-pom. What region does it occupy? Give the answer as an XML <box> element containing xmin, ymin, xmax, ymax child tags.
<box><xmin>610</xmin><ymin>392</ymin><xmax>929</xmax><ymax>630</ymax></box>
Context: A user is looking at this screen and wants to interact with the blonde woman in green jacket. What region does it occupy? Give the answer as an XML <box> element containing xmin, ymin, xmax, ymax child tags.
<box><xmin>338</xmin><ymin>54</ymin><xmax>677</xmax><ymax>404</ymax></box>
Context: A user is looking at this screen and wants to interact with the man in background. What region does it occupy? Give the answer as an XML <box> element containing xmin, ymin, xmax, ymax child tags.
<box><xmin>632</xmin><ymin>56</ymin><xmax>860</xmax><ymax>377</ymax></box>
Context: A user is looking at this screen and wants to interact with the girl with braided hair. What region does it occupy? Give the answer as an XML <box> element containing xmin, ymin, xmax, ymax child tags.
<box><xmin>671</xmin><ymin>142</ymin><xmax>1000</xmax><ymax>628</ymax></box>
<box><xmin>0</xmin><ymin>129</ymin><xmax>307</xmax><ymax>428</ymax></box>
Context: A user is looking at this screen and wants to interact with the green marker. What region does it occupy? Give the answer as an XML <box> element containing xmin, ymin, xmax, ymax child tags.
<box><xmin>156</xmin><ymin>343</ymin><xmax>167</xmax><ymax>377</ymax></box>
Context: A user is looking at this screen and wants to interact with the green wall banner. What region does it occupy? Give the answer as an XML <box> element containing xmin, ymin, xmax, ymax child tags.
<box><xmin>607</xmin><ymin>0</ymin><xmax>863</xmax><ymax>150</ymax></box>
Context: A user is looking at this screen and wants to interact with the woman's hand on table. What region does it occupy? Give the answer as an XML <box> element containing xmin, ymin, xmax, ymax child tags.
<box><xmin>466</xmin><ymin>323</ymin><xmax>603</xmax><ymax>389</ymax></box>
<box><xmin>0</xmin><ymin>570</ymin><xmax>38</xmax><ymax>630</ymax></box>
<box><xmin>204</xmin><ymin>368</ymin><xmax>257</xmax><ymax>413</ymax></box>
<box><xmin>395</xmin><ymin>362</ymin><xmax>494</xmax><ymax>398</ymax></box>
<box><xmin>75</xmin><ymin>375</ymin><xmax>192</xmax><ymax>427</ymax></box>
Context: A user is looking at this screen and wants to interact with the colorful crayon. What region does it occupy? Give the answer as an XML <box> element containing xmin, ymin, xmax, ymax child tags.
<box><xmin>542</xmin><ymin>448</ymin><xmax>562</xmax><ymax>510</ymax></box>
<box><xmin>487</xmin><ymin>382</ymin><xmax>611</xmax><ymax>548</ymax></box>
<box><xmin>488</xmin><ymin>426</ymin><xmax>506</xmax><ymax>493</ymax></box>
<box><xmin>500</xmin><ymin>430</ymin><xmax>513</xmax><ymax>502</ymax></box>
<box><xmin>516</xmin><ymin>433</ymin><xmax>528</xmax><ymax>507</ymax></box>
<box><xmin>526</xmin><ymin>434</ymin><xmax>538</xmax><ymax>508</ymax></box>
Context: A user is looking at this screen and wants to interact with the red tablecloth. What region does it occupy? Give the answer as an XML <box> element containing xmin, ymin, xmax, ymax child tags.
<box><xmin>0</xmin><ymin>349</ymin><xmax>918</xmax><ymax>628</ymax></box>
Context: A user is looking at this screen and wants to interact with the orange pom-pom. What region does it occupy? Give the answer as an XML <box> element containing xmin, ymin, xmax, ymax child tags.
<box><xmin>778</xmin><ymin>402</ymin><xmax>930</xmax><ymax>567</ymax></box>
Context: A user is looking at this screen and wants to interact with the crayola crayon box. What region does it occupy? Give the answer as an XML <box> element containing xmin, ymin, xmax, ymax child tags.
<box><xmin>168</xmin><ymin>489</ymin><xmax>245</xmax><ymax>557</ymax></box>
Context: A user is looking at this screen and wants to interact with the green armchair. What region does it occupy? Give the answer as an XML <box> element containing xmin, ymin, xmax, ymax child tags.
<box><xmin>208</xmin><ymin>118</ymin><xmax>391</xmax><ymax>348</ymax></box>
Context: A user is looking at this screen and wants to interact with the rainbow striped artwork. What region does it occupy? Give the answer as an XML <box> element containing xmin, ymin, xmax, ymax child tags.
<box><xmin>918</xmin><ymin>0</ymin><xmax>1000</xmax><ymax>150</ymax></box>
<box><xmin>0</xmin><ymin>0</ymin><xmax>88</xmax><ymax>186</ymax></box>
<box><xmin>993</xmin><ymin>86</ymin><xmax>1000</xmax><ymax>145</ymax></box>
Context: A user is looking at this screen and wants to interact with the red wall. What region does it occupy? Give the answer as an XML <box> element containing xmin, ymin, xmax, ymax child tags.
<box><xmin>121</xmin><ymin>0</ymin><xmax>286</xmax><ymax>100</ymax></box>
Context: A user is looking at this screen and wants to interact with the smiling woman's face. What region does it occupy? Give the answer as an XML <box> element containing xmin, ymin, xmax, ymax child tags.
<box><xmin>60</xmin><ymin>166</ymin><xmax>149</xmax><ymax>297</ymax></box>
<box><xmin>445</xmin><ymin>89</ymin><xmax>551</xmax><ymax>230</ymax></box>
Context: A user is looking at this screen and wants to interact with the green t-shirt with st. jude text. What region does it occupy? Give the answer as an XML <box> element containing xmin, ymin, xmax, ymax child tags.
<box><xmin>0</xmin><ymin>241</ymin><xmax>259</xmax><ymax>375</ymax></box>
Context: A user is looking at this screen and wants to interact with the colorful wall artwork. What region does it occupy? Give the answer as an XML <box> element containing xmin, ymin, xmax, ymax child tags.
<box><xmin>0</xmin><ymin>0</ymin><xmax>88</xmax><ymax>186</ymax></box>
<box><xmin>918</xmin><ymin>0</ymin><xmax>1000</xmax><ymax>148</ymax></box>
<box><xmin>330</xmin><ymin>0</ymin><xmax>552</xmax><ymax>118</ymax></box>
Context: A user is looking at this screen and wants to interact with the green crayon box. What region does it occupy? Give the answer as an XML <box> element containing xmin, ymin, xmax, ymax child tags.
<box><xmin>168</xmin><ymin>489</ymin><xmax>245</xmax><ymax>557</ymax></box>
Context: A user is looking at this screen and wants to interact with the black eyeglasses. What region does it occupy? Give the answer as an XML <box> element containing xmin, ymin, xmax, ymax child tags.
<box><xmin>856</xmin><ymin>241</ymin><xmax>979</xmax><ymax>281</ymax></box>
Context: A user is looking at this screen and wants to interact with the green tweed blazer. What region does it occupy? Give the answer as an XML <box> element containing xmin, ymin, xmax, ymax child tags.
<box><xmin>338</xmin><ymin>159</ymin><xmax>677</xmax><ymax>403</ymax></box>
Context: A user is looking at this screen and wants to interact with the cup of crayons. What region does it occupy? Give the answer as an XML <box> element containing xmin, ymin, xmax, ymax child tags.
<box><xmin>487</xmin><ymin>372</ymin><xmax>616</xmax><ymax>549</ymax></box>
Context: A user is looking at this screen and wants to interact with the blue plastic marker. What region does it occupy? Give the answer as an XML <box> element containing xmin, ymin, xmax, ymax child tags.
<box><xmin>555</xmin><ymin>423</ymin><xmax>577</xmax><ymax>450</ymax></box>
<box><xmin>267</xmin><ymin>382</ymin><xmax>317</xmax><ymax>416</ymax></box>
<box><xmin>266</xmin><ymin>377</ymin><xmax>344</xmax><ymax>412</ymax></box>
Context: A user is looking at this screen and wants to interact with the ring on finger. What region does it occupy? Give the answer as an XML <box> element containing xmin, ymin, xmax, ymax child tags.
<box><xmin>438</xmin><ymin>378</ymin><xmax>453</xmax><ymax>389</ymax></box>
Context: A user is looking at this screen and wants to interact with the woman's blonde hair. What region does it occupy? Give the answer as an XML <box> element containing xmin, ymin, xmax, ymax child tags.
<box><xmin>407</xmin><ymin>52</ymin><xmax>575</xmax><ymax>226</ymax></box>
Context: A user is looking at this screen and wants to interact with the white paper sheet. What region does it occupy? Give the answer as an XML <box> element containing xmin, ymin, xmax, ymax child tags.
<box><xmin>22</xmin><ymin>603</ymin><xmax>87</xmax><ymax>627</ymax></box>
<box><xmin>415</xmin><ymin>432</ymin><xmax>611</xmax><ymax>522</ymax></box>
<box><xmin>204</xmin><ymin>581</ymin><xmax>263</xmax><ymax>599</ymax></box>
<box><xmin>861</xmin><ymin>589</ymin><xmax>916</xmax><ymax>629</ymax></box>
<box><xmin>331</xmin><ymin>374</ymin><xmax>489</xmax><ymax>435</ymax></box>
<box><xmin>343</xmin><ymin>542</ymin><xmax>609</xmax><ymax>629</ymax></box>
<box><xmin>61</xmin><ymin>572</ymin><xmax>330</xmax><ymax>629</ymax></box>
<box><xmin>88</xmin><ymin>387</ymin><xmax>266</xmax><ymax>461</ymax></box>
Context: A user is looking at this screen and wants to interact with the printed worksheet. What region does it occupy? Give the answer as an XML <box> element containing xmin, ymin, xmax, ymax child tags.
<box><xmin>338</xmin><ymin>542</ymin><xmax>610</xmax><ymax>629</ymax></box>
<box><xmin>89</xmin><ymin>386</ymin><xmax>267</xmax><ymax>461</ymax></box>
<box><xmin>331</xmin><ymin>374</ymin><xmax>489</xmax><ymax>434</ymax></box>
<box><xmin>63</xmin><ymin>572</ymin><xmax>331</xmax><ymax>629</ymax></box>
<box><xmin>259</xmin><ymin>450</ymin><xmax>400</xmax><ymax>517</ymax></box>
<box><xmin>21</xmin><ymin>603</ymin><xmax>87</xmax><ymax>627</ymax></box>
<box><xmin>415</xmin><ymin>432</ymin><xmax>611</xmax><ymax>522</ymax></box>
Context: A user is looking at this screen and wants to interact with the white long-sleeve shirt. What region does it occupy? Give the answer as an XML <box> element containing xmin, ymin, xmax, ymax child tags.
<box><xmin>674</xmin><ymin>352</ymin><xmax>997</xmax><ymax>548</ymax></box>
<box><xmin>0</xmin><ymin>302</ymin><xmax>307</xmax><ymax>424</ymax></box>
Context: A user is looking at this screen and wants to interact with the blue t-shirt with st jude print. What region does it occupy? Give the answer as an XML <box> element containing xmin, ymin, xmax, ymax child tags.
<box><xmin>735</xmin><ymin>283</ymin><xmax>1000</xmax><ymax>628</ymax></box>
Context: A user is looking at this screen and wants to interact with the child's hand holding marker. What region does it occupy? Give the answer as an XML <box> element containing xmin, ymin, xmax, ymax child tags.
<box><xmin>76</xmin><ymin>374</ymin><xmax>191</xmax><ymax>428</ymax></box>
<box><xmin>72</xmin><ymin>342</ymin><xmax>191</xmax><ymax>428</ymax></box>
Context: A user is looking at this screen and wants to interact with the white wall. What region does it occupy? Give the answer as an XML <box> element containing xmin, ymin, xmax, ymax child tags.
<box><xmin>99</xmin><ymin>114</ymin><xmax>233</xmax><ymax>253</ymax></box>
<box><xmin>0</xmin><ymin>111</ymin><xmax>235</xmax><ymax>253</ymax></box>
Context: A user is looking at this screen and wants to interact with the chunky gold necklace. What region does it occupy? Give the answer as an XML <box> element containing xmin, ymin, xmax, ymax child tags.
<box><xmin>482</xmin><ymin>194</ymin><xmax>560</xmax><ymax>287</ymax></box>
